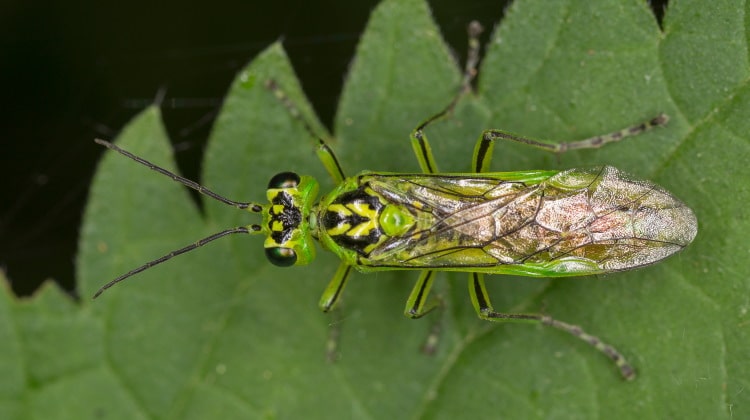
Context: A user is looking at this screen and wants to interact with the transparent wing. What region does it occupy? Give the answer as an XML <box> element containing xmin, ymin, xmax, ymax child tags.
<box><xmin>360</xmin><ymin>167</ymin><xmax>696</xmax><ymax>275</ymax></box>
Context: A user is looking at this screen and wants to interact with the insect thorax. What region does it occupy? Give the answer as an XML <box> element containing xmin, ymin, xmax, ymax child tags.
<box><xmin>318</xmin><ymin>184</ymin><xmax>415</xmax><ymax>257</ymax></box>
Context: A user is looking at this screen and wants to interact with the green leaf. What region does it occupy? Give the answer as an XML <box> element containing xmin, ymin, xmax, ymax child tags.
<box><xmin>3</xmin><ymin>0</ymin><xmax>747</xmax><ymax>418</ymax></box>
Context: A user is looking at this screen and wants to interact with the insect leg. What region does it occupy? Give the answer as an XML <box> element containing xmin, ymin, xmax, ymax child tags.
<box><xmin>406</xmin><ymin>22</ymin><xmax>486</xmax><ymax>333</ymax></box>
<box><xmin>318</xmin><ymin>263</ymin><xmax>353</xmax><ymax>362</ymax></box>
<box><xmin>468</xmin><ymin>272</ymin><xmax>636</xmax><ymax>380</ymax></box>
<box><xmin>409</xmin><ymin>21</ymin><xmax>484</xmax><ymax>174</ymax></box>
<box><xmin>406</xmin><ymin>21</ymin><xmax>483</xmax><ymax>340</ymax></box>
<box><xmin>475</xmin><ymin>113</ymin><xmax>669</xmax><ymax>167</ymax></box>
<box><xmin>404</xmin><ymin>270</ymin><xmax>439</xmax><ymax>318</ymax></box>
<box><xmin>265</xmin><ymin>80</ymin><xmax>346</xmax><ymax>183</ymax></box>
<box><xmin>404</xmin><ymin>270</ymin><xmax>444</xmax><ymax>355</ymax></box>
<box><xmin>316</xmin><ymin>139</ymin><xmax>346</xmax><ymax>184</ymax></box>
<box><xmin>318</xmin><ymin>262</ymin><xmax>353</xmax><ymax>312</ymax></box>
<box><xmin>471</xmin><ymin>130</ymin><xmax>496</xmax><ymax>173</ymax></box>
<box><xmin>325</xmin><ymin>303</ymin><xmax>344</xmax><ymax>362</ymax></box>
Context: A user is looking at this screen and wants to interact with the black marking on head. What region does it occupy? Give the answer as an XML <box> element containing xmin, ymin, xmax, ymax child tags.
<box><xmin>269</xmin><ymin>191</ymin><xmax>302</xmax><ymax>245</ymax></box>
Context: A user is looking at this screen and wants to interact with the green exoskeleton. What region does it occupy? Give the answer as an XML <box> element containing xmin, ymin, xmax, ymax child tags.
<box><xmin>93</xmin><ymin>22</ymin><xmax>697</xmax><ymax>380</ymax></box>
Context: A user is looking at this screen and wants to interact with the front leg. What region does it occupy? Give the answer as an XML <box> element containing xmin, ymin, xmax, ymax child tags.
<box><xmin>318</xmin><ymin>262</ymin><xmax>354</xmax><ymax>362</ymax></box>
<box><xmin>318</xmin><ymin>262</ymin><xmax>353</xmax><ymax>312</ymax></box>
<box><xmin>265</xmin><ymin>79</ymin><xmax>347</xmax><ymax>184</ymax></box>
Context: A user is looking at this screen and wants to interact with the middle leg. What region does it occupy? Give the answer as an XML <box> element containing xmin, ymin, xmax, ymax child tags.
<box><xmin>409</xmin><ymin>21</ymin><xmax>484</xmax><ymax>174</ymax></box>
<box><xmin>402</xmin><ymin>21</ymin><xmax>485</xmax><ymax>351</ymax></box>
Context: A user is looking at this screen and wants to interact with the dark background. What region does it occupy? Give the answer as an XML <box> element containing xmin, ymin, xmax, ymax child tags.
<box><xmin>0</xmin><ymin>0</ymin><xmax>666</xmax><ymax>298</ymax></box>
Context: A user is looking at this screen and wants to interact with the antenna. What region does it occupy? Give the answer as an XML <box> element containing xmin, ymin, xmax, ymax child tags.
<box><xmin>92</xmin><ymin>139</ymin><xmax>266</xmax><ymax>298</ymax></box>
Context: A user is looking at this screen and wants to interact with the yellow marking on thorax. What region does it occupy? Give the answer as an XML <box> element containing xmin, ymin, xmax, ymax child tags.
<box><xmin>346</xmin><ymin>201</ymin><xmax>378</xmax><ymax>220</ymax></box>
<box><xmin>327</xmin><ymin>203</ymin><xmax>352</xmax><ymax>216</ymax></box>
<box><xmin>326</xmin><ymin>223</ymin><xmax>351</xmax><ymax>236</ymax></box>
<box><xmin>347</xmin><ymin>219</ymin><xmax>378</xmax><ymax>237</ymax></box>
<box><xmin>325</xmin><ymin>200</ymin><xmax>383</xmax><ymax>238</ymax></box>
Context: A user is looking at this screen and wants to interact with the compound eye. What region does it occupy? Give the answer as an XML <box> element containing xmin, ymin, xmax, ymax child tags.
<box><xmin>268</xmin><ymin>172</ymin><xmax>300</xmax><ymax>189</ymax></box>
<box><xmin>265</xmin><ymin>247</ymin><xmax>297</xmax><ymax>267</ymax></box>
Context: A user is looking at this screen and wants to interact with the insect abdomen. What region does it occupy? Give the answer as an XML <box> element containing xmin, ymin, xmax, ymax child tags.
<box><xmin>532</xmin><ymin>166</ymin><xmax>697</xmax><ymax>271</ymax></box>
